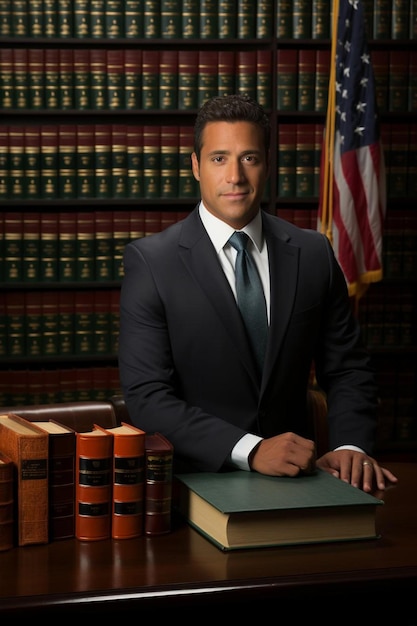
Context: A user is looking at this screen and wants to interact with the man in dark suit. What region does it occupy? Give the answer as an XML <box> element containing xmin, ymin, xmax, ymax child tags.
<box><xmin>119</xmin><ymin>94</ymin><xmax>397</xmax><ymax>492</ymax></box>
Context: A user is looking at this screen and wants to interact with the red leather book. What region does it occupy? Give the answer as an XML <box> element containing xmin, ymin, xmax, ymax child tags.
<box><xmin>144</xmin><ymin>432</ymin><xmax>174</xmax><ymax>536</ymax></box>
<box><xmin>75</xmin><ymin>427</ymin><xmax>112</xmax><ymax>541</ymax></box>
<box><xmin>96</xmin><ymin>422</ymin><xmax>145</xmax><ymax>539</ymax></box>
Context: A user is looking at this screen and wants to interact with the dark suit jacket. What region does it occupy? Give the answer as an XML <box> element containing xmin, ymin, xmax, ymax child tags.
<box><xmin>118</xmin><ymin>207</ymin><xmax>378</xmax><ymax>471</ymax></box>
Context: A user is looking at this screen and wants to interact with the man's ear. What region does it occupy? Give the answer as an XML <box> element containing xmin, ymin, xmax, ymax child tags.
<box><xmin>191</xmin><ymin>152</ymin><xmax>200</xmax><ymax>181</ymax></box>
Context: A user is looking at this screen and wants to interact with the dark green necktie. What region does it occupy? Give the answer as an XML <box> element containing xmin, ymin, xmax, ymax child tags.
<box><xmin>229</xmin><ymin>231</ymin><xmax>268</xmax><ymax>376</ymax></box>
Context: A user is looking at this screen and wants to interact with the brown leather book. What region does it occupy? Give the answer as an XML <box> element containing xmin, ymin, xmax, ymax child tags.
<box><xmin>96</xmin><ymin>422</ymin><xmax>145</xmax><ymax>539</ymax></box>
<box><xmin>75</xmin><ymin>427</ymin><xmax>112</xmax><ymax>541</ymax></box>
<box><xmin>0</xmin><ymin>451</ymin><xmax>14</xmax><ymax>551</ymax></box>
<box><xmin>0</xmin><ymin>413</ymin><xmax>48</xmax><ymax>546</ymax></box>
<box><xmin>32</xmin><ymin>420</ymin><xmax>76</xmax><ymax>541</ymax></box>
<box><xmin>144</xmin><ymin>432</ymin><xmax>174</xmax><ymax>536</ymax></box>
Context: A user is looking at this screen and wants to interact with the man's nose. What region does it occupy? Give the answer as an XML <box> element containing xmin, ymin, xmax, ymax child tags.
<box><xmin>226</xmin><ymin>160</ymin><xmax>245</xmax><ymax>183</ymax></box>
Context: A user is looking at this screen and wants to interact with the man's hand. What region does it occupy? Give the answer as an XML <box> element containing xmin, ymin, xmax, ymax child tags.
<box><xmin>249</xmin><ymin>432</ymin><xmax>316</xmax><ymax>476</ymax></box>
<box><xmin>316</xmin><ymin>449</ymin><xmax>399</xmax><ymax>492</ymax></box>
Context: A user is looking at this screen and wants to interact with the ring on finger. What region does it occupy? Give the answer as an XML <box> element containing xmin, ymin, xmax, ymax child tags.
<box><xmin>362</xmin><ymin>460</ymin><xmax>373</xmax><ymax>468</ymax></box>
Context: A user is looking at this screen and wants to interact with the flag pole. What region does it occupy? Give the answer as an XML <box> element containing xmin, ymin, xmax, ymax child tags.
<box><xmin>320</xmin><ymin>0</ymin><xmax>340</xmax><ymax>243</ymax></box>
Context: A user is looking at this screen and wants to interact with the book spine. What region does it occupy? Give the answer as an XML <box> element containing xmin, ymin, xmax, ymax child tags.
<box><xmin>182</xmin><ymin>0</ymin><xmax>199</xmax><ymax>38</ymax></box>
<box><xmin>9</xmin><ymin>125</ymin><xmax>25</xmax><ymax>199</ymax></box>
<box><xmin>107</xmin><ymin>49</ymin><xmax>124</xmax><ymax>110</ymax></box>
<box><xmin>198</xmin><ymin>50</ymin><xmax>218</xmax><ymax>107</ymax></box>
<box><xmin>124</xmin><ymin>49</ymin><xmax>142</xmax><ymax>110</ymax></box>
<box><xmin>217</xmin><ymin>50</ymin><xmax>235</xmax><ymax>99</ymax></box>
<box><xmin>0</xmin><ymin>48</ymin><xmax>13</xmax><ymax>110</ymax></box>
<box><xmin>125</xmin><ymin>0</ymin><xmax>143</xmax><ymax>38</ymax></box>
<box><xmin>24</xmin><ymin>125</ymin><xmax>41</xmax><ymax>199</ymax></box>
<box><xmin>6</xmin><ymin>292</ymin><xmax>25</xmax><ymax>358</ymax></box>
<box><xmin>237</xmin><ymin>0</ymin><xmax>254</xmax><ymax>39</ymax></box>
<box><xmin>236</xmin><ymin>50</ymin><xmax>257</xmax><ymax>100</ymax></box>
<box><xmin>75</xmin><ymin>430</ymin><xmax>113</xmax><ymax>541</ymax></box>
<box><xmin>22</xmin><ymin>210</ymin><xmax>40</xmax><ymax>282</ymax></box>
<box><xmin>44</xmin><ymin>48</ymin><xmax>59</xmax><ymax>109</ymax></box>
<box><xmin>143</xmin><ymin>0</ymin><xmax>161</xmax><ymax>38</ymax></box>
<box><xmin>144</xmin><ymin>434</ymin><xmax>173</xmax><ymax>536</ymax></box>
<box><xmin>74</xmin><ymin>0</ymin><xmax>90</xmax><ymax>37</ymax></box>
<box><xmin>28</xmin><ymin>48</ymin><xmax>44</xmax><ymax>109</ymax></box>
<box><xmin>143</xmin><ymin>125</ymin><xmax>160</xmax><ymax>198</ymax></box>
<box><xmin>112</xmin><ymin>211</ymin><xmax>131</xmax><ymax>280</ymax></box>
<box><xmin>200</xmin><ymin>0</ymin><xmax>217</xmax><ymax>38</ymax></box>
<box><xmin>311</xmin><ymin>0</ymin><xmax>330</xmax><ymax>39</ymax></box>
<box><xmin>59</xmin><ymin>211</ymin><xmax>77</xmax><ymax>282</ymax></box>
<box><xmin>94</xmin><ymin>124</ymin><xmax>112</xmax><ymax>198</ymax></box>
<box><xmin>160</xmin><ymin>125</ymin><xmax>178</xmax><ymax>199</ymax></box>
<box><xmin>4</xmin><ymin>211</ymin><xmax>23</xmax><ymax>282</ymax></box>
<box><xmin>58</xmin><ymin>48</ymin><xmax>74</xmax><ymax>110</ymax></box>
<box><xmin>277</xmin><ymin>123</ymin><xmax>296</xmax><ymax>198</ymax></box>
<box><xmin>58</xmin><ymin>0</ymin><xmax>73</xmax><ymax>37</ymax></box>
<box><xmin>0</xmin><ymin>416</ymin><xmax>48</xmax><ymax>546</ymax></box>
<box><xmin>373</xmin><ymin>0</ymin><xmax>391</xmax><ymax>40</ymax></box>
<box><xmin>127</xmin><ymin>126</ymin><xmax>144</xmax><ymax>199</ymax></box>
<box><xmin>95</xmin><ymin>211</ymin><xmax>114</xmax><ymax>282</ymax></box>
<box><xmin>276</xmin><ymin>0</ymin><xmax>293</xmax><ymax>38</ymax></box>
<box><xmin>90</xmin><ymin>0</ymin><xmax>106</xmax><ymax>38</ymax></box>
<box><xmin>111</xmin><ymin>429</ymin><xmax>145</xmax><ymax>540</ymax></box>
<box><xmin>106</xmin><ymin>0</ymin><xmax>124</xmax><ymax>38</ymax></box>
<box><xmin>77</xmin><ymin>125</ymin><xmax>95</xmax><ymax>199</ymax></box>
<box><xmin>178</xmin><ymin>125</ymin><xmax>197</xmax><ymax>198</ymax></box>
<box><xmin>159</xmin><ymin>49</ymin><xmax>178</xmax><ymax>110</ymax></box>
<box><xmin>161</xmin><ymin>0</ymin><xmax>181</xmax><ymax>38</ymax></box>
<box><xmin>40</xmin><ymin>124</ymin><xmax>59</xmax><ymax>199</ymax></box>
<box><xmin>293</xmin><ymin>0</ymin><xmax>312</xmax><ymax>39</ymax></box>
<box><xmin>296</xmin><ymin>123</ymin><xmax>315</xmax><ymax>198</ymax></box>
<box><xmin>256</xmin><ymin>49</ymin><xmax>272</xmax><ymax>110</ymax></box>
<box><xmin>73</xmin><ymin>49</ymin><xmax>90</xmax><ymax>110</ymax></box>
<box><xmin>42</xmin><ymin>291</ymin><xmax>59</xmax><ymax>357</ymax></box>
<box><xmin>59</xmin><ymin>124</ymin><xmax>77</xmax><ymax>199</ymax></box>
<box><xmin>276</xmin><ymin>49</ymin><xmax>298</xmax><ymax>111</ymax></box>
<box><xmin>0</xmin><ymin>453</ymin><xmax>14</xmax><ymax>552</ymax></box>
<box><xmin>25</xmin><ymin>291</ymin><xmax>42</xmax><ymax>357</ymax></box>
<box><xmin>388</xmin><ymin>50</ymin><xmax>409</xmax><ymax>112</ymax></box>
<box><xmin>58</xmin><ymin>290</ymin><xmax>75</xmax><ymax>355</ymax></box>
<box><xmin>48</xmin><ymin>430</ymin><xmax>76</xmax><ymax>541</ymax></box>
<box><xmin>141</xmin><ymin>49</ymin><xmax>159</xmax><ymax>110</ymax></box>
<box><xmin>297</xmin><ymin>48</ymin><xmax>316</xmax><ymax>112</ymax></box>
<box><xmin>94</xmin><ymin>290</ymin><xmax>111</xmax><ymax>354</ymax></box>
<box><xmin>218</xmin><ymin>0</ymin><xmax>236</xmax><ymax>39</ymax></box>
<box><xmin>256</xmin><ymin>0</ymin><xmax>272</xmax><ymax>38</ymax></box>
<box><xmin>314</xmin><ymin>49</ymin><xmax>330</xmax><ymax>114</ymax></box>
<box><xmin>40</xmin><ymin>212</ymin><xmax>59</xmax><ymax>282</ymax></box>
<box><xmin>13</xmin><ymin>47</ymin><xmax>28</xmax><ymax>110</ymax></box>
<box><xmin>90</xmin><ymin>48</ymin><xmax>107</xmax><ymax>110</ymax></box>
<box><xmin>76</xmin><ymin>211</ymin><xmax>95</xmax><ymax>281</ymax></box>
<box><xmin>391</xmin><ymin>0</ymin><xmax>409</xmax><ymax>40</ymax></box>
<box><xmin>74</xmin><ymin>290</ymin><xmax>95</xmax><ymax>356</ymax></box>
<box><xmin>111</xmin><ymin>124</ymin><xmax>128</xmax><ymax>198</ymax></box>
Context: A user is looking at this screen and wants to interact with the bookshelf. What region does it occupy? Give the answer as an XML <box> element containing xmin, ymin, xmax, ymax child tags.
<box><xmin>0</xmin><ymin>0</ymin><xmax>416</xmax><ymax>455</ymax></box>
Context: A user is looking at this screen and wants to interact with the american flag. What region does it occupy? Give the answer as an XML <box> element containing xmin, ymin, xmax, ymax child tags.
<box><xmin>318</xmin><ymin>0</ymin><xmax>386</xmax><ymax>299</ymax></box>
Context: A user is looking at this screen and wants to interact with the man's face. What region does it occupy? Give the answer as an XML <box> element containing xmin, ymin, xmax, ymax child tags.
<box><xmin>191</xmin><ymin>120</ymin><xmax>269</xmax><ymax>230</ymax></box>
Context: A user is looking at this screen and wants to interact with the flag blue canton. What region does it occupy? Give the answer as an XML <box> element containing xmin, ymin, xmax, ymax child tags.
<box><xmin>335</xmin><ymin>0</ymin><xmax>378</xmax><ymax>153</ymax></box>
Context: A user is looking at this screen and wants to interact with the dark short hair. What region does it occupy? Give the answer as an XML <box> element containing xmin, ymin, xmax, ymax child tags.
<box><xmin>193</xmin><ymin>94</ymin><xmax>271</xmax><ymax>160</ymax></box>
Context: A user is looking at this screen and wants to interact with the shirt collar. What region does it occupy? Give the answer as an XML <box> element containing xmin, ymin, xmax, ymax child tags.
<box><xmin>198</xmin><ymin>202</ymin><xmax>264</xmax><ymax>253</ymax></box>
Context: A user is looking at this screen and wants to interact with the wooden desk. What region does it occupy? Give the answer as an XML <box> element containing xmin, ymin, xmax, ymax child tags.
<box><xmin>0</xmin><ymin>462</ymin><xmax>416</xmax><ymax>619</ymax></box>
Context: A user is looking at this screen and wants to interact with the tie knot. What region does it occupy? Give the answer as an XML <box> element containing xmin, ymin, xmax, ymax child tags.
<box><xmin>229</xmin><ymin>231</ymin><xmax>249</xmax><ymax>252</ymax></box>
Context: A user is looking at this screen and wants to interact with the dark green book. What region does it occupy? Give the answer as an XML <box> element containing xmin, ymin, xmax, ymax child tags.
<box><xmin>175</xmin><ymin>469</ymin><xmax>383</xmax><ymax>551</ymax></box>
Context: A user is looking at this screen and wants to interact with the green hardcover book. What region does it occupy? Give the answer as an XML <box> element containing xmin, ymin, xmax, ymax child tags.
<box><xmin>178</xmin><ymin>49</ymin><xmax>198</xmax><ymax>110</ymax></box>
<box><xmin>178</xmin><ymin>125</ymin><xmax>197</xmax><ymax>198</ymax></box>
<box><xmin>41</xmin><ymin>292</ymin><xmax>59</xmax><ymax>357</ymax></box>
<box><xmin>296</xmin><ymin>123</ymin><xmax>315</xmax><ymax>198</ymax></box>
<box><xmin>90</xmin><ymin>0</ymin><xmax>106</xmax><ymax>38</ymax></box>
<box><xmin>372</xmin><ymin>49</ymin><xmax>389</xmax><ymax>113</ymax></box>
<box><xmin>109</xmin><ymin>290</ymin><xmax>120</xmax><ymax>353</ymax></box>
<box><xmin>40</xmin><ymin>212</ymin><xmax>59</xmax><ymax>282</ymax></box>
<box><xmin>0</xmin><ymin>0</ymin><xmax>12</xmax><ymax>36</ymax></box>
<box><xmin>12</xmin><ymin>48</ymin><xmax>28</xmax><ymax>110</ymax></box>
<box><xmin>74</xmin><ymin>291</ymin><xmax>95</xmax><ymax>356</ymax></box>
<box><xmin>311</xmin><ymin>0</ymin><xmax>330</xmax><ymax>39</ymax></box>
<box><xmin>388</xmin><ymin>124</ymin><xmax>409</xmax><ymax>198</ymax></box>
<box><xmin>141</xmin><ymin>49</ymin><xmax>159</xmax><ymax>110</ymax></box>
<box><xmin>125</xmin><ymin>0</ymin><xmax>143</xmax><ymax>38</ymax></box>
<box><xmin>77</xmin><ymin>125</ymin><xmax>95</xmax><ymax>199</ymax></box>
<box><xmin>28</xmin><ymin>48</ymin><xmax>44</xmax><ymax>110</ymax></box>
<box><xmin>25</xmin><ymin>291</ymin><xmax>42</xmax><ymax>357</ymax></box>
<box><xmin>0</xmin><ymin>47</ymin><xmax>13</xmax><ymax>109</ymax></box>
<box><xmin>408</xmin><ymin>51</ymin><xmax>417</xmax><ymax>112</ymax></box>
<box><xmin>90</xmin><ymin>49</ymin><xmax>107</xmax><ymax>111</ymax></box>
<box><xmin>218</xmin><ymin>0</ymin><xmax>236</xmax><ymax>39</ymax></box>
<box><xmin>58</xmin><ymin>0</ymin><xmax>73</xmax><ymax>37</ymax></box>
<box><xmin>24</xmin><ymin>125</ymin><xmax>41</xmax><ymax>199</ymax></box>
<box><xmin>314</xmin><ymin>49</ymin><xmax>330</xmax><ymax>114</ymax></box>
<box><xmin>199</xmin><ymin>0</ymin><xmax>217</xmax><ymax>38</ymax></box>
<box><xmin>44</xmin><ymin>0</ymin><xmax>58</xmax><ymax>37</ymax></box>
<box><xmin>237</xmin><ymin>0</ymin><xmax>254</xmax><ymax>39</ymax></box>
<box><xmin>297</xmin><ymin>49</ymin><xmax>316</xmax><ymax>112</ymax></box>
<box><xmin>6</xmin><ymin>293</ymin><xmax>25</xmax><ymax>357</ymax></box>
<box><xmin>74</xmin><ymin>0</ymin><xmax>90</xmax><ymax>37</ymax></box>
<box><xmin>94</xmin><ymin>124</ymin><xmax>112</xmax><ymax>199</ymax></box>
<box><xmin>29</xmin><ymin>0</ymin><xmax>43</xmax><ymax>37</ymax></box>
<box><xmin>143</xmin><ymin>0</ymin><xmax>160</xmax><ymax>38</ymax></box>
<box><xmin>73</xmin><ymin>49</ymin><xmax>90</xmax><ymax>111</ymax></box>
<box><xmin>58</xmin><ymin>48</ymin><xmax>74</xmax><ymax>111</ymax></box>
<box><xmin>93</xmin><ymin>291</ymin><xmax>111</xmax><ymax>354</ymax></box>
<box><xmin>95</xmin><ymin>211</ymin><xmax>114</xmax><ymax>282</ymax></box>
<box><xmin>159</xmin><ymin>49</ymin><xmax>178</xmax><ymax>110</ymax></box>
<box><xmin>236</xmin><ymin>50</ymin><xmax>256</xmax><ymax>99</ymax></box>
<box><xmin>197</xmin><ymin>50</ymin><xmax>218</xmax><ymax>107</ymax></box>
<box><xmin>160</xmin><ymin>125</ymin><xmax>178</xmax><ymax>199</ymax></box>
<box><xmin>41</xmin><ymin>124</ymin><xmax>59</xmax><ymax>199</ymax></box>
<box><xmin>256</xmin><ymin>0</ymin><xmax>272</xmax><ymax>39</ymax></box>
<box><xmin>373</xmin><ymin>0</ymin><xmax>391</xmax><ymax>40</ymax></box>
<box><xmin>276</xmin><ymin>49</ymin><xmax>298</xmax><ymax>111</ymax></box>
<box><xmin>143</xmin><ymin>125</ymin><xmax>160</xmax><ymax>198</ymax></box>
<box><xmin>277</xmin><ymin>124</ymin><xmax>296</xmax><ymax>198</ymax></box>
<box><xmin>391</xmin><ymin>0</ymin><xmax>409</xmax><ymax>39</ymax></box>
<box><xmin>76</xmin><ymin>211</ymin><xmax>95</xmax><ymax>281</ymax></box>
<box><xmin>314</xmin><ymin>123</ymin><xmax>323</xmax><ymax>198</ymax></box>
<box><xmin>0</xmin><ymin>127</ymin><xmax>8</xmax><ymax>200</ymax></box>
<box><xmin>161</xmin><ymin>0</ymin><xmax>181</xmax><ymax>38</ymax></box>
<box><xmin>105</xmin><ymin>0</ymin><xmax>124</xmax><ymax>38</ymax></box>
<box><xmin>388</xmin><ymin>50</ymin><xmax>409</xmax><ymax>112</ymax></box>
<box><xmin>175</xmin><ymin>469</ymin><xmax>383</xmax><ymax>551</ymax></box>
<box><xmin>124</xmin><ymin>49</ymin><xmax>142</xmax><ymax>110</ymax></box>
<box><xmin>59</xmin><ymin>124</ymin><xmax>77</xmax><ymax>199</ymax></box>
<box><xmin>44</xmin><ymin>48</ymin><xmax>59</xmax><ymax>110</ymax></box>
<box><xmin>181</xmin><ymin>0</ymin><xmax>198</xmax><ymax>38</ymax></box>
<box><xmin>276</xmin><ymin>0</ymin><xmax>292</xmax><ymax>38</ymax></box>
<box><xmin>217</xmin><ymin>50</ymin><xmax>235</xmax><ymax>99</ymax></box>
<box><xmin>111</xmin><ymin>124</ymin><xmax>128</xmax><ymax>198</ymax></box>
<box><xmin>9</xmin><ymin>125</ymin><xmax>25</xmax><ymax>199</ymax></box>
<box><xmin>107</xmin><ymin>49</ymin><xmax>124</xmax><ymax>111</ymax></box>
<box><xmin>293</xmin><ymin>0</ymin><xmax>312</xmax><ymax>39</ymax></box>
<box><xmin>256</xmin><ymin>49</ymin><xmax>272</xmax><ymax>109</ymax></box>
<box><xmin>4</xmin><ymin>212</ymin><xmax>23</xmax><ymax>282</ymax></box>
<box><xmin>112</xmin><ymin>210</ymin><xmax>131</xmax><ymax>280</ymax></box>
<box><xmin>22</xmin><ymin>211</ymin><xmax>40</xmax><ymax>282</ymax></box>
<box><xmin>127</xmin><ymin>125</ymin><xmax>144</xmax><ymax>198</ymax></box>
<box><xmin>58</xmin><ymin>211</ymin><xmax>77</xmax><ymax>282</ymax></box>
<box><xmin>58</xmin><ymin>291</ymin><xmax>74</xmax><ymax>355</ymax></box>
<box><xmin>11</xmin><ymin>0</ymin><xmax>28</xmax><ymax>36</ymax></box>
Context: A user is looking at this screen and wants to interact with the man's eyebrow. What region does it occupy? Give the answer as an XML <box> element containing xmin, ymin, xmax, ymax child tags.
<box><xmin>206</xmin><ymin>149</ymin><xmax>261</xmax><ymax>157</ymax></box>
